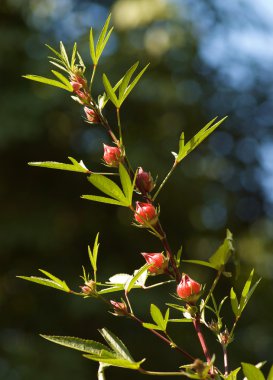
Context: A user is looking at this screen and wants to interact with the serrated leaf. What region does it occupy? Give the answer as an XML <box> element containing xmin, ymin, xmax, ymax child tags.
<box><xmin>125</xmin><ymin>264</ymin><xmax>150</xmax><ymax>293</ymax></box>
<box><xmin>209</xmin><ymin>229</ymin><xmax>234</xmax><ymax>270</ymax></box>
<box><xmin>38</xmin><ymin>269</ymin><xmax>69</xmax><ymax>291</ymax></box>
<box><xmin>17</xmin><ymin>275</ymin><xmax>70</xmax><ymax>292</ymax></box>
<box><xmin>119</xmin><ymin>64</ymin><xmax>149</xmax><ymax>107</ymax></box>
<box><xmin>70</xmin><ymin>42</ymin><xmax>77</xmax><ymax>70</ymax></box>
<box><xmin>84</xmin><ymin>355</ymin><xmax>144</xmax><ymax>369</ymax></box>
<box><xmin>119</xmin><ymin>163</ymin><xmax>133</xmax><ymax>205</ymax></box>
<box><xmin>226</xmin><ymin>367</ymin><xmax>241</xmax><ymax>380</ymax></box>
<box><xmin>142</xmin><ymin>322</ymin><xmax>164</xmax><ymax>331</ymax></box>
<box><xmin>28</xmin><ymin>158</ymin><xmax>89</xmax><ymax>173</ymax></box>
<box><xmin>99</xmin><ymin>328</ymin><xmax>133</xmax><ymax>362</ymax></box>
<box><xmin>81</xmin><ymin>195</ymin><xmax>126</xmax><ymax>206</ymax></box>
<box><xmin>87</xmin><ymin>174</ymin><xmax>127</xmax><ymax>203</ymax></box>
<box><xmin>51</xmin><ymin>70</ymin><xmax>73</xmax><ymax>90</ymax></box>
<box><xmin>59</xmin><ymin>41</ymin><xmax>69</xmax><ymax>67</ymax></box>
<box><xmin>242</xmin><ymin>363</ymin><xmax>265</xmax><ymax>380</ymax></box>
<box><xmin>102</xmin><ymin>74</ymin><xmax>119</xmax><ymax>107</ymax></box>
<box><xmin>230</xmin><ymin>287</ymin><xmax>239</xmax><ymax>317</ymax></box>
<box><xmin>181</xmin><ymin>259</ymin><xmax>216</xmax><ymax>269</ymax></box>
<box><xmin>40</xmin><ymin>335</ymin><xmax>110</xmax><ymax>355</ymax></box>
<box><xmin>177</xmin><ymin>116</ymin><xmax>227</xmax><ymax>163</ymax></box>
<box><xmin>23</xmin><ymin>75</ymin><xmax>72</xmax><ymax>91</ymax></box>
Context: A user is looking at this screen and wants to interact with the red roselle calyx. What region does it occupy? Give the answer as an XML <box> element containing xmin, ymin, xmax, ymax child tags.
<box><xmin>103</xmin><ymin>144</ymin><xmax>123</xmax><ymax>167</ymax></box>
<box><xmin>141</xmin><ymin>252</ymin><xmax>167</xmax><ymax>274</ymax></box>
<box><xmin>84</xmin><ymin>107</ymin><xmax>100</xmax><ymax>123</ymax></box>
<box><xmin>136</xmin><ymin>167</ymin><xmax>154</xmax><ymax>194</ymax></box>
<box><xmin>177</xmin><ymin>274</ymin><xmax>202</xmax><ymax>304</ymax></box>
<box><xmin>134</xmin><ymin>201</ymin><xmax>158</xmax><ymax>226</ymax></box>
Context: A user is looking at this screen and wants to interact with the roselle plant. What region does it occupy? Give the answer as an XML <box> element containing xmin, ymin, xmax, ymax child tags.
<box><xmin>19</xmin><ymin>15</ymin><xmax>272</xmax><ymax>380</ymax></box>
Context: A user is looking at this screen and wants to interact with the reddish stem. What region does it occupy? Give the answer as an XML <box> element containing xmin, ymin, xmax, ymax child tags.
<box><xmin>193</xmin><ymin>314</ymin><xmax>212</xmax><ymax>364</ymax></box>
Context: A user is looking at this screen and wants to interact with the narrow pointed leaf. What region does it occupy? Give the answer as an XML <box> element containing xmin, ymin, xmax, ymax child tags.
<box><xmin>209</xmin><ymin>229</ymin><xmax>234</xmax><ymax>270</ymax></box>
<box><xmin>89</xmin><ymin>28</ymin><xmax>96</xmax><ymax>63</ymax></box>
<box><xmin>96</xmin><ymin>14</ymin><xmax>112</xmax><ymax>56</ymax></box>
<box><xmin>17</xmin><ymin>276</ymin><xmax>70</xmax><ymax>292</ymax></box>
<box><xmin>242</xmin><ymin>363</ymin><xmax>265</xmax><ymax>380</ymax></box>
<box><xmin>81</xmin><ymin>195</ymin><xmax>125</xmax><ymax>206</ymax></box>
<box><xmin>119</xmin><ymin>62</ymin><xmax>139</xmax><ymax>99</ymax></box>
<box><xmin>40</xmin><ymin>335</ymin><xmax>110</xmax><ymax>355</ymax></box>
<box><xmin>241</xmin><ymin>278</ymin><xmax>261</xmax><ymax>313</ymax></box>
<box><xmin>119</xmin><ymin>64</ymin><xmax>149</xmax><ymax>106</ymax></box>
<box><xmin>125</xmin><ymin>264</ymin><xmax>150</xmax><ymax>293</ymax></box>
<box><xmin>99</xmin><ymin>77</ymin><xmax>124</xmax><ymax>110</ymax></box>
<box><xmin>230</xmin><ymin>287</ymin><xmax>239</xmax><ymax>317</ymax></box>
<box><xmin>38</xmin><ymin>269</ymin><xmax>69</xmax><ymax>291</ymax></box>
<box><xmin>71</xmin><ymin>42</ymin><xmax>77</xmax><ymax>70</ymax></box>
<box><xmin>59</xmin><ymin>41</ymin><xmax>69</xmax><ymax>67</ymax></box>
<box><xmin>83</xmin><ymin>355</ymin><xmax>144</xmax><ymax>369</ymax></box>
<box><xmin>226</xmin><ymin>367</ymin><xmax>241</xmax><ymax>380</ymax></box>
<box><xmin>51</xmin><ymin>70</ymin><xmax>73</xmax><ymax>90</ymax></box>
<box><xmin>28</xmin><ymin>158</ymin><xmax>89</xmax><ymax>173</ymax></box>
<box><xmin>49</xmin><ymin>61</ymin><xmax>68</xmax><ymax>73</ymax></box>
<box><xmin>142</xmin><ymin>322</ymin><xmax>164</xmax><ymax>331</ymax></box>
<box><xmin>267</xmin><ymin>364</ymin><xmax>273</xmax><ymax>380</ymax></box>
<box><xmin>182</xmin><ymin>259</ymin><xmax>216</xmax><ymax>269</ymax></box>
<box><xmin>150</xmin><ymin>304</ymin><xmax>165</xmax><ymax>329</ymax></box>
<box><xmin>23</xmin><ymin>75</ymin><xmax>72</xmax><ymax>91</ymax></box>
<box><xmin>99</xmin><ymin>328</ymin><xmax>133</xmax><ymax>362</ymax></box>
<box><xmin>98</xmin><ymin>285</ymin><xmax>124</xmax><ymax>294</ymax></box>
<box><xmin>46</xmin><ymin>44</ymin><xmax>63</xmax><ymax>60</ymax></box>
<box><xmin>119</xmin><ymin>163</ymin><xmax>133</xmax><ymax>204</ymax></box>
<box><xmin>102</xmin><ymin>74</ymin><xmax>119</xmax><ymax>107</ymax></box>
<box><xmin>240</xmin><ymin>269</ymin><xmax>254</xmax><ymax>308</ymax></box>
<box><xmin>96</xmin><ymin>27</ymin><xmax>113</xmax><ymax>62</ymax></box>
<box><xmin>108</xmin><ymin>273</ymin><xmax>132</xmax><ymax>285</ymax></box>
<box><xmin>87</xmin><ymin>174</ymin><xmax>127</xmax><ymax>202</ymax></box>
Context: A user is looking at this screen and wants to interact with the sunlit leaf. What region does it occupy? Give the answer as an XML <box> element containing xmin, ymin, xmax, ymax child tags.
<box><xmin>125</xmin><ymin>264</ymin><xmax>150</xmax><ymax>293</ymax></box>
<box><xmin>28</xmin><ymin>157</ymin><xmax>90</xmax><ymax>173</ymax></box>
<box><xmin>181</xmin><ymin>259</ymin><xmax>216</xmax><ymax>269</ymax></box>
<box><xmin>230</xmin><ymin>287</ymin><xmax>239</xmax><ymax>317</ymax></box>
<box><xmin>83</xmin><ymin>355</ymin><xmax>144</xmax><ymax>369</ymax></box>
<box><xmin>118</xmin><ymin>62</ymin><xmax>139</xmax><ymax>100</ymax></box>
<box><xmin>226</xmin><ymin>367</ymin><xmax>241</xmax><ymax>380</ymax></box>
<box><xmin>51</xmin><ymin>70</ymin><xmax>73</xmax><ymax>90</ymax></box>
<box><xmin>23</xmin><ymin>74</ymin><xmax>72</xmax><ymax>91</ymax></box>
<box><xmin>242</xmin><ymin>363</ymin><xmax>265</xmax><ymax>380</ymax></box>
<box><xmin>209</xmin><ymin>229</ymin><xmax>234</xmax><ymax>270</ymax></box>
<box><xmin>81</xmin><ymin>195</ymin><xmax>125</xmax><ymax>206</ymax></box>
<box><xmin>119</xmin><ymin>163</ymin><xmax>133</xmax><ymax>205</ymax></box>
<box><xmin>17</xmin><ymin>275</ymin><xmax>70</xmax><ymax>292</ymax></box>
<box><xmin>99</xmin><ymin>328</ymin><xmax>133</xmax><ymax>362</ymax></box>
<box><xmin>87</xmin><ymin>174</ymin><xmax>127</xmax><ymax>203</ymax></box>
<box><xmin>102</xmin><ymin>74</ymin><xmax>119</xmax><ymax>107</ymax></box>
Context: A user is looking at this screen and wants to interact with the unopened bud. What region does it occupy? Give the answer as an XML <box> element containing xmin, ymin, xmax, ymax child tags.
<box><xmin>134</xmin><ymin>201</ymin><xmax>158</xmax><ymax>226</ymax></box>
<box><xmin>103</xmin><ymin>144</ymin><xmax>123</xmax><ymax>167</ymax></box>
<box><xmin>80</xmin><ymin>280</ymin><xmax>96</xmax><ymax>296</ymax></box>
<box><xmin>177</xmin><ymin>274</ymin><xmax>201</xmax><ymax>303</ymax></box>
<box><xmin>84</xmin><ymin>107</ymin><xmax>100</xmax><ymax>123</ymax></box>
<box><xmin>141</xmin><ymin>252</ymin><xmax>167</xmax><ymax>274</ymax></box>
<box><xmin>110</xmin><ymin>300</ymin><xmax>128</xmax><ymax>316</ymax></box>
<box><xmin>136</xmin><ymin>167</ymin><xmax>154</xmax><ymax>193</ymax></box>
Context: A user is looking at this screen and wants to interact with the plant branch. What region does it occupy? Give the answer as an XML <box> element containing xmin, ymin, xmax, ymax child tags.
<box><xmin>200</xmin><ymin>270</ymin><xmax>222</xmax><ymax>313</ymax></box>
<box><xmin>193</xmin><ymin>314</ymin><xmax>212</xmax><ymax>365</ymax></box>
<box><xmin>152</xmin><ymin>161</ymin><xmax>177</xmax><ymax>201</ymax></box>
<box><xmin>138</xmin><ymin>368</ymin><xmax>184</xmax><ymax>376</ymax></box>
<box><xmin>222</xmin><ymin>343</ymin><xmax>229</xmax><ymax>376</ymax></box>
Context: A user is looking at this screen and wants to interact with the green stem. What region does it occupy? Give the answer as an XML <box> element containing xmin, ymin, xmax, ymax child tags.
<box><xmin>139</xmin><ymin>368</ymin><xmax>184</xmax><ymax>376</ymax></box>
<box><xmin>229</xmin><ymin>316</ymin><xmax>240</xmax><ymax>343</ymax></box>
<box><xmin>222</xmin><ymin>344</ymin><xmax>229</xmax><ymax>376</ymax></box>
<box><xmin>98</xmin><ymin>363</ymin><xmax>106</xmax><ymax>380</ymax></box>
<box><xmin>200</xmin><ymin>270</ymin><xmax>222</xmax><ymax>313</ymax></box>
<box><xmin>125</xmin><ymin>291</ymin><xmax>133</xmax><ymax>314</ymax></box>
<box><xmin>89</xmin><ymin>64</ymin><xmax>97</xmax><ymax>92</ymax></box>
<box><xmin>152</xmin><ymin>161</ymin><xmax>177</xmax><ymax>201</ymax></box>
<box><xmin>116</xmin><ymin>108</ymin><xmax>123</xmax><ymax>146</ymax></box>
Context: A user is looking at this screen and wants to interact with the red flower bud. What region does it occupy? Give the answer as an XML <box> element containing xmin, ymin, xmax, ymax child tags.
<box><xmin>136</xmin><ymin>167</ymin><xmax>154</xmax><ymax>193</ymax></box>
<box><xmin>80</xmin><ymin>280</ymin><xmax>96</xmax><ymax>295</ymax></box>
<box><xmin>134</xmin><ymin>201</ymin><xmax>158</xmax><ymax>226</ymax></box>
<box><xmin>103</xmin><ymin>144</ymin><xmax>123</xmax><ymax>167</ymax></box>
<box><xmin>110</xmin><ymin>300</ymin><xmax>128</xmax><ymax>316</ymax></box>
<box><xmin>177</xmin><ymin>274</ymin><xmax>201</xmax><ymax>303</ymax></box>
<box><xmin>84</xmin><ymin>107</ymin><xmax>100</xmax><ymax>123</ymax></box>
<box><xmin>70</xmin><ymin>80</ymin><xmax>83</xmax><ymax>92</ymax></box>
<box><xmin>141</xmin><ymin>252</ymin><xmax>167</xmax><ymax>274</ymax></box>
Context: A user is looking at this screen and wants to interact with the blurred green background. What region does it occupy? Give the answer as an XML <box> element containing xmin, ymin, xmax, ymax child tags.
<box><xmin>1</xmin><ymin>0</ymin><xmax>273</xmax><ymax>379</ymax></box>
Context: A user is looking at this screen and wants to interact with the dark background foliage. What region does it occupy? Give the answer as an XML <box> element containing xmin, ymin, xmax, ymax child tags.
<box><xmin>1</xmin><ymin>0</ymin><xmax>273</xmax><ymax>379</ymax></box>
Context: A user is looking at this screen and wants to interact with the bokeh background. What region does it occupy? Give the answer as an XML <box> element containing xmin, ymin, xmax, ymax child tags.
<box><xmin>1</xmin><ymin>0</ymin><xmax>273</xmax><ymax>379</ymax></box>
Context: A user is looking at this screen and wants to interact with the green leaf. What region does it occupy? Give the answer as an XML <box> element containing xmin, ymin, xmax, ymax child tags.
<box><xmin>28</xmin><ymin>157</ymin><xmax>90</xmax><ymax>173</ymax></box>
<box><xmin>242</xmin><ymin>363</ymin><xmax>265</xmax><ymax>380</ymax></box>
<box><xmin>70</xmin><ymin>42</ymin><xmax>77</xmax><ymax>70</ymax></box>
<box><xmin>98</xmin><ymin>285</ymin><xmax>124</xmax><ymax>294</ymax></box>
<box><xmin>59</xmin><ymin>41</ymin><xmax>69</xmax><ymax>67</ymax></box>
<box><xmin>108</xmin><ymin>273</ymin><xmax>132</xmax><ymax>285</ymax></box>
<box><xmin>168</xmin><ymin>318</ymin><xmax>191</xmax><ymax>323</ymax></box>
<box><xmin>176</xmin><ymin>116</ymin><xmax>227</xmax><ymax>163</ymax></box>
<box><xmin>119</xmin><ymin>62</ymin><xmax>139</xmax><ymax>100</ymax></box>
<box><xmin>119</xmin><ymin>163</ymin><xmax>133</xmax><ymax>205</ymax></box>
<box><xmin>83</xmin><ymin>355</ymin><xmax>144</xmax><ymax>369</ymax></box>
<box><xmin>175</xmin><ymin>246</ymin><xmax>183</xmax><ymax>267</ymax></box>
<box><xmin>102</xmin><ymin>74</ymin><xmax>119</xmax><ymax>107</ymax></box>
<box><xmin>99</xmin><ymin>328</ymin><xmax>133</xmax><ymax>362</ymax></box>
<box><xmin>40</xmin><ymin>335</ymin><xmax>110</xmax><ymax>355</ymax></box>
<box><xmin>81</xmin><ymin>195</ymin><xmax>126</xmax><ymax>206</ymax></box>
<box><xmin>241</xmin><ymin>278</ymin><xmax>261</xmax><ymax>314</ymax></box>
<box><xmin>23</xmin><ymin>74</ymin><xmax>72</xmax><ymax>91</ymax></box>
<box><xmin>46</xmin><ymin>44</ymin><xmax>63</xmax><ymax>61</ymax></box>
<box><xmin>125</xmin><ymin>264</ymin><xmax>150</xmax><ymax>293</ymax></box>
<box><xmin>239</xmin><ymin>269</ymin><xmax>254</xmax><ymax>309</ymax></box>
<box><xmin>95</xmin><ymin>14</ymin><xmax>113</xmax><ymax>64</ymax></box>
<box><xmin>88</xmin><ymin>233</ymin><xmax>100</xmax><ymax>273</ymax></box>
<box><xmin>142</xmin><ymin>322</ymin><xmax>164</xmax><ymax>331</ymax></box>
<box><xmin>98</xmin><ymin>77</ymin><xmax>124</xmax><ymax>110</ymax></box>
<box><xmin>87</xmin><ymin>174</ymin><xmax>128</xmax><ymax>203</ymax></box>
<box><xmin>150</xmin><ymin>304</ymin><xmax>165</xmax><ymax>330</ymax></box>
<box><xmin>181</xmin><ymin>259</ymin><xmax>216</xmax><ymax>269</ymax></box>
<box><xmin>209</xmin><ymin>229</ymin><xmax>234</xmax><ymax>270</ymax></box>
<box><xmin>226</xmin><ymin>367</ymin><xmax>241</xmax><ymax>380</ymax></box>
<box><xmin>166</xmin><ymin>303</ymin><xmax>187</xmax><ymax>313</ymax></box>
<box><xmin>51</xmin><ymin>70</ymin><xmax>73</xmax><ymax>91</ymax></box>
<box><xmin>89</xmin><ymin>28</ymin><xmax>96</xmax><ymax>64</ymax></box>
<box><xmin>119</xmin><ymin>64</ymin><xmax>150</xmax><ymax>107</ymax></box>
<box><xmin>267</xmin><ymin>365</ymin><xmax>273</xmax><ymax>380</ymax></box>
<box><xmin>17</xmin><ymin>275</ymin><xmax>70</xmax><ymax>292</ymax></box>
<box><xmin>230</xmin><ymin>287</ymin><xmax>239</xmax><ymax>317</ymax></box>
